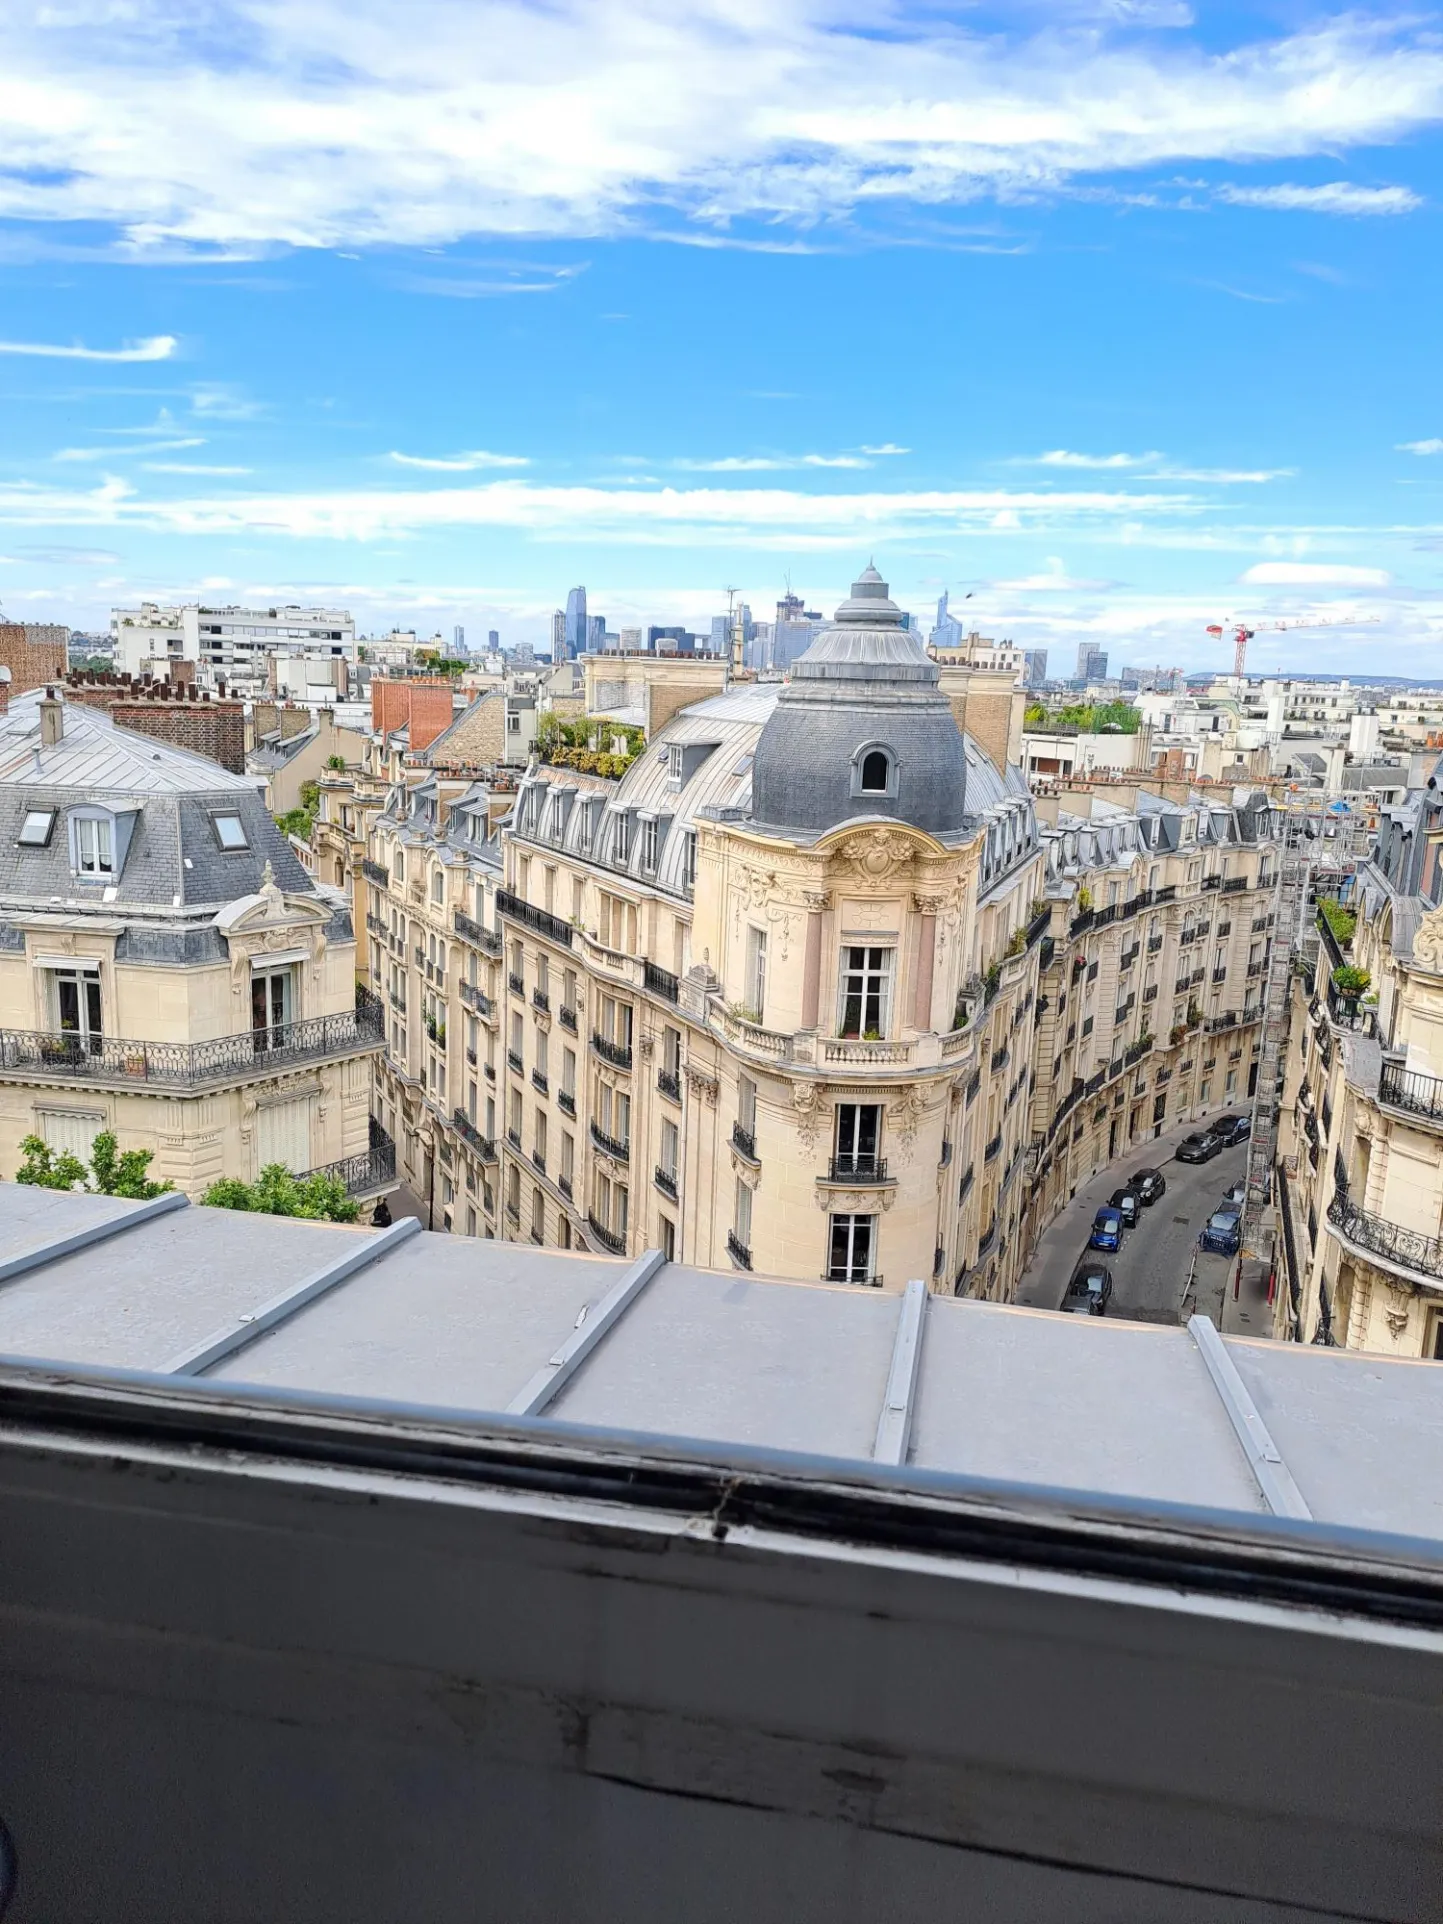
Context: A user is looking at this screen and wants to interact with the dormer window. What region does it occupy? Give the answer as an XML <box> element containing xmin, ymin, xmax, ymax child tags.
<box><xmin>852</xmin><ymin>744</ymin><xmax>897</xmax><ymax>799</ymax></box>
<box><xmin>71</xmin><ymin>812</ymin><xmax>115</xmax><ymax>877</ymax></box>
<box><xmin>18</xmin><ymin>808</ymin><xmax>55</xmax><ymax>848</ymax></box>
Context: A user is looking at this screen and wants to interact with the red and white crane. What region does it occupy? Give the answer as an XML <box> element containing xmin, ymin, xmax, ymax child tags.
<box><xmin>1206</xmin><ymin>614</ymin><xmax>1380</xmax><ymax>682</ymax></box>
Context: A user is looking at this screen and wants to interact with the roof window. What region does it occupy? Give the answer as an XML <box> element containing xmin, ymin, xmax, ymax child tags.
<box><xmin>18</xmin><ymin>808</ymin><xmax>55</xmax><ymax>848</ymax></box>
<box><xmin>212</xmin><ymin>812</ymin><xmax>248</xmax><ymax>850</ymax></box>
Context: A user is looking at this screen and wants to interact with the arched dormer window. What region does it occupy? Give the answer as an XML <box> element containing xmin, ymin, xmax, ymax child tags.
<box><xmin>852</xmin><ymin>743</ymin><xmax>897</xmax><ymax>799</ymax></box>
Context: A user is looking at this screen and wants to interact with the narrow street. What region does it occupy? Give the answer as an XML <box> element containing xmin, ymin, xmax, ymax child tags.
<box><xmin>1016</xmin><ymin>1117</ymin><xmax>1251</xmax><ymax>1327</ymax></box>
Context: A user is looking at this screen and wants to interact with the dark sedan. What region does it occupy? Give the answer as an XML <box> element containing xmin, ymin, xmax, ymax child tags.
<box><xmin>1109</xmin><ymin>1187</ymin><xmax>1141</xmax><ymax>1229</ymax></box>
<box><xmin>1214</xmin><ymin>1114</ymin><xmax>1252</xmax><ymax>1147</ymax></box>
<box><xmin>1176</xmin><ymin>1130</ymin><xmax>1222</xmax><ymax>1164</ymax></box>
<box><xmin>1131</xmin><ymin>1168</ymin><xmax>1166</xmax><ymax>1205</ymax></box>
<box><xmin>1063</xmin><ymin>1263</ymin><xmax>1114</xmax><ymax>1315</ymax></box>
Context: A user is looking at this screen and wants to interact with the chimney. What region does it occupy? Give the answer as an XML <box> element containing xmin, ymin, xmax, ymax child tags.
<box><xmin>0</xmin><ymin>670</ymin><xmax>10</xmax><ymax>716</ymax></box>
<box><xmin>39</xmin><ymin>687</ymin><xmax>62</xmax><ymax>747</ymax></box>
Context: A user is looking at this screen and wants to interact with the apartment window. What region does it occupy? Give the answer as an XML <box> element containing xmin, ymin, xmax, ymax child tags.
<box><xmin>510</xmin><ymin>1012</ymin><xmax>524</xmax><ymax>1060</ymax></box>
<box><xmin>534</xmin><ymin>1111</ymin><xmax>547</xmax><ymax>1163</ymax></box>
<box><xmin>536</xmin><ymin>954</ymin><xmax>549</xmax><ymax>1001</ymax></box>
<box><xmin>594</xmin><ymin>1172</ymin><xmax>629</xmax><ymax>1240</ymax></box>
<box><xmin>853</xmin><ymin>745</ymin><xmax>895</xmax><ymax>797</ymax></box>
<box><xmin>838</xmin><ymin>945</ymin><xmax>892</xmax><ymax>1039</ymax></box>
<box><xmin>535</xmin><ymin>1027</ymin><xmax>548</xmax><ymax>1081</ymax></box>
<box><xmin>659</xmin><ymin>1215</ymin><xmax>676</xmax><ymax>1262</ymax></box>
<box><xmin>835</xmin><ymin>1103</ymin><xmax>881</xmax><ymax>1175</ymax></box>
<box><xmin>442</xmin><ymin>1175</ymin><xmax>454</xmax><ymax>1207</ymax></box>
<box><xmin>52</xmin><ymin>965</ymin><xmax>102</xmax><ymax>1045</ymax></box>
<box><xmin>612</xmin><ymin>813</ymin><xmax>632</xmax><ymax>865</ymax></box>
<box><xmin>659</xmin><ymin>1118</ymin><xmax>679</xmax><ymax>1181</ymax></box>
<box><xmin>531</xmin><ymin>1189</ymin><xmax>545</xmax><ymax>1242</ymax></box>
<box><xmin>508</xmin><ymin>1088</ymin><xmax>522</xmax><ymax>1138</ymax></box>
<box><xmin>393</xmin><ymin>848</ymin><xmax>405</xmax><ymax>884</ymax></box>
<box><xmin>72</xmin><ymin>813</ymin><xmax>114</xmax><ymax>877</ymax></box>
<box><xmin>744</xmin><ymin>926</ymin><xmax>768</xmax><ymax>1022</ymax></box>
<box><xmin>510</xmin><ymin>939</ymin><xmax>524</xmax><ymax>981</ymax></box>
<box><xmin>666</xmin><ymin>743</ymin><xmax>684</xmax><ymax>781</ymax></box>
<box><xmin>561</xmin><ymin>1131</ymin><xmax>574</xmax><ymax>1188</ymax></box>
<box><xmin>827</xmin><ymin>1213</ymin><xmax>876</xmax><ymax>1285</ymax></box>
<box><xmin>571</xmin><ymin>876</ymin><xmax>586</xmax><ymax>924</ymax></box>
<box><xmin>465</xmin><ymin>1206</ymin><xmax>477</xmax><ymax>1237</ymax></box>
<box><xmin>562</xmin><ymin>967</ymin><xmax>578</xmax><ymax>1017</ymax></box>
<box><xmin>733</xmin><ymin>1178</ymin><xmax>753</xmax><ymax>1251</ymax></box>
<box><xmin>662</xmin><ymin>1025</ymin><xmax>681</xmax><ymax>1080</ymax></box>
<box><xmin>17</xmin><ymin>808</ymin><xmax>55</xmax><ymax>848</ymax></box>
<box><xmin>681</xmin><ymin>830</ymin><xmax>698</xmax><ymax>893</ymax></box>
<box><xmin>251</xmin><ymin>964</ymin><xmax>294</xmax><ymax>1041</ymax></box>
<box><xmin>506</xmin><ymin>1165</ymin><xmax>521</xmax><ymax>1216</ymax></box>
<box><xmin>641</xmin><ymin>816</ymin><xmax>659</xmax><ymax>871</ymax></box>
<box><xmin>737</xmin><ymin>1073</ymin><xmax>757</xmax><ymax>1137</ymax></box>
<box><xmin>559</xmin><ymin>1216</ymin><xmax>572</xmax><ymax>1251</ymax></box>
<box><xmin>431</xmin><ymin>868</ymin><xmax>444</xmax><ymax>905</ymax></box>
<box><xmin>596</xmin><ymin>1082</ymin><xmax>631</xmax><ymax>1146</ymax></box>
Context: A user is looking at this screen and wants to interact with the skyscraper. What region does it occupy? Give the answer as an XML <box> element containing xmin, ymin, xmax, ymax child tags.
<box><xmin>1075</xmin><ymin>643</ymin><xmax>1108</xmax><ymax>683</ymax></box>
<box><xmin>453</xmin><ymin>624</ymin><xmax>464</xmax><ymax>653</ymax></box>
<box><xmin>564</xmin><ymin>587</ymin><xmax>587</xmax><ymax>659</ymax></box>
<box><xmin>488</xmin><ymin>629</ymin><xmax>499</xmax><ymax>651</ymax></box>
<box><xmin>1023</xmin><ymin>649</ymin><xmax>1048</xmax><ymax>688</ymax></box>
<box><xmin>550</xmin><ymin>611</ymin><xmax>565</xmax><ymax>658</ymax></box>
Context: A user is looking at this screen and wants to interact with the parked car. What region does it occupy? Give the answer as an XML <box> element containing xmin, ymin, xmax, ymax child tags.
<box><xmin>1131</xmin><ymin>1168</ymin><xmax>1166</xmax><ymax>1206</ymax></box>
<box><xmin>1063</xmin><ymin>1263</ymin><xmax>1113</xmax><ymax>1316</ymax></box>
<box><xmin>1199</xmin><ymin>1208</ymin><xmax>1242</xmax><ymax>1256</ymax></box>
<box><xmin>1176</xmin><ymin>1130</ymin><xmax>1222</xmax><ymax>1164</ymax></box>
<box><xmin>1108</xmin><ymin>1187</ymin><xmax>1141</xmax><ymax>1230</ymax></box>
<box><xmin>1214</xmin><ymin>1114</ymin><xmax>1252</xmax><ymax>1147</ymax></box>
<box><xmin>1089</xmin><ymin>1206</ymin><xmax>1124</xmax><ymax>1253</ymax></box>
<box><xmin>1220</xmin><ymin>1180</ymin><xmax>1246</xmax><ymax>1210</ymax></box>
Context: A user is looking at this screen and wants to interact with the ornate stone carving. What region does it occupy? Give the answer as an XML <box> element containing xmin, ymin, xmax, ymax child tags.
<box><xmin>814</xmin><ymin>1185</ymin><xmax>897</xmax><ymax>1214</ymax></box>
<box><xmin>637</xmin><ymin>1033</ymin><xmax>655</xmax><ymax>1060</ymax></box>
<box><xmin>1383</xmin><ymin>1282</ymin><xmax>1413</xmax><ymax>1340</ymax></box>
<box><xmin>911</xmin><ymin>892</ymin><xmax>948</xmax><ymax>916</ymax></box>
<box><xmin>791</xmin><ymin>1080</ymin><xmax>826</xmax><ymax>1150</ymax></box>
<box><xmin>801</xmin><ymin>890</ymin><xmax>832</xmax><ymax>914</ymax></box>
<box><xmin>838</xmin><ymin>828</ymin><xmax>917</xmax><ymax>886</ymax></box>
<box><xmin>683</xmin><ymin>1065</ymin><xmax>719</xmax><ymax>1106</ymax></box>
<box><xmin>1412</xmin><ymin>904</ymin><xmax>1443</xmax><ymax>975</ymax></box>
<box><xmin>887</xmin><ymin>1084</ymin><xmax>927</xmax><ymax>1154</ymax></box>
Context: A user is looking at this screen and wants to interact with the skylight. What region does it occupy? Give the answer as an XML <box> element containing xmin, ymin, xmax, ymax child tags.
<box><xmin>18</xmin><ymin>808</ymin><xmax>55</xmax><ymax>847</ymax></box>
<box><xmin>213</xmin><ymin>813</ymin><xmax>248</xmax><ymax>850</ymax></box>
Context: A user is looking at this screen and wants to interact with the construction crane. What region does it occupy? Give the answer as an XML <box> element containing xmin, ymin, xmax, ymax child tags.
<box><xmin>1205</xmin><ymin>614</ymin><xmax>1380</xmax><ymax>682</ymax></box>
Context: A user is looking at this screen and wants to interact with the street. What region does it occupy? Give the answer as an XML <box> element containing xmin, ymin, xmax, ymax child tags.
<box><xmin>1016</xmin><ymin>1119</ymin><xmax>1252</xmax><ymax>1328</ymax></box>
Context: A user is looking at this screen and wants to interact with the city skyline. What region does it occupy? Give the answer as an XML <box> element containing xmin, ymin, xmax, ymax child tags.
<box><xmin>0</xmin><ymin>3</ymin><xmax>1440</xmax><ymax>671</ymax></box>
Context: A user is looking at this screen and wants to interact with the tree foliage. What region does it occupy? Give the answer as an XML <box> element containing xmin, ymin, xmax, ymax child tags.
<box><xmin>201</xmin><ymin>1163</ymin><xmax>360</xmax><ymax>1222</ymax></box>
<box><xmin>536</xmin><ymin>712</ymin><xmax>644</xmax><ymax>777</ymax></box>
<box><xmin>1318</xmin><ymin>896</ymin><xmax>1356</xmax><ymax>945</ymax></box>
<box><xmin>16</xmin><ymin>1130</ymin><xmax>171</xmax><ymax>1199</ymax></box>
<box><xmin>1026</xmin><ymin>699</ymin><xmax>1141</xmax><ymax>735</ymax></box>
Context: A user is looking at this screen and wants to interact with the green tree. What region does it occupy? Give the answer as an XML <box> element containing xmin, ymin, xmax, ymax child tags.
<box><xmin>16</xmin><ymin>1130</ymin><xmax>171</xmax><ymax>1199</ymax></box>
<box><xmin>201</xmin><ymin>1162</ymin><xmax>360</xmax><ymax>1222</ymax></box>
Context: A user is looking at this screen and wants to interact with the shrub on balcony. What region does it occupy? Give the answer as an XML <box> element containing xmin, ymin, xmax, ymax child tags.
<box><xmin>1332</xmin><ymin>964</ymin><xmax>1370</xmax><ymax>999</ymax></box>
<box><xmin>16</xmin><ymin>1130</ymin><xmax>172</xmax><ymax>1200</ymax></box>
<box><xmin>201</xmin><ymin>1163</ymin><xmax>359</xmax><ymax>1222</ymax></box>
<box><xmin>1318</xmin><ymin>897</ymin><xmax>1357</xmax><ymax>945</ymax></box>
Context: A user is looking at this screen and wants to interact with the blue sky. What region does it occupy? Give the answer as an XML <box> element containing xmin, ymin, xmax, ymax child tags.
<box><xmin>1</xmin><ymin>2</ymin><xmax>1441</xmax><ymax>673</ymax></box>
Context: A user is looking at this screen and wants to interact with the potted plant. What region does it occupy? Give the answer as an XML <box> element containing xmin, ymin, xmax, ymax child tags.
<box><xmin>1332</xmin><ymin>964</ymin><xmax>1370</xmax><ymax>1001</ymax></box>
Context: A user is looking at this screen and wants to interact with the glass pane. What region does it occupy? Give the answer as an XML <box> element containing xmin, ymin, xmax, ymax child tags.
<box><xmin>58</xmin><ymin>977</ymin><xmax>80</xmax><ymax>1033</ymax></box>
<box><xmin>85</xmin><ymin>977</ymin><xmax>102</xmax><ymax>1039</ymax></box>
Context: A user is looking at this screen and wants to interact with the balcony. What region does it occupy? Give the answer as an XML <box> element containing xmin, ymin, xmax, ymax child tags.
<box><xmin>558</xmin><ymin>1174</ymin><xmax>573</xmax><ymax>1201</ymax></box>
<box><xmin>655</xmin><ymin>1164</ymin><xmax>678</xmax><ymax>1201</ymax></box>
<box><xmin>824</xmin><ymin>1155</ymin><xmax>891</xmax><ymax>1185</ymax></box>
<box><xmin>1147</xmin><ymin>935</ymin><xmax>1163</xmax><ymax>954</ymax></box>
<box><xmin>592</xmin><ymin>1032</ymin><xmax>633</xmax><ymax>1071</ymax></box>
<box><xmin>453</xmin><ymin>909</ymin><xmax>502</xmax><ymax>956</ymax></box>
<box><xmin>990</xmin><ymin>1046</ymin><xmax>1009</xmax><ymax>1074</ymax></box>
<box><xmin>360</xmin><ymin>857</ymin><xmax>389</xmax><ymax>887</ymax></box>
<box><xmin>531</xmin><ymin>1069</ymin><xmax>549</xmax><ymax>1096</ymax></box>
<box><xmin>496</xmin><ymin>887</ymin><xmax>573</xmax><ymax>950</ymax></box>
<box><xmin>1222</xmin><ymin>876</ymin><xmax>1247</xmax><ymax>894</ymax></box>
<box><xmin>977</xmin><ymin>1219</ymin><xmax>997</xmax><ymax>1257</ymax></box>
<box><xmin>559</xmin><ymin>1005</ymin><xmax>578</xmax><ymax>1034</ymax></box>
<box><xmin>726</xmin><ymin>1230</ymin><xmax>752</xmax><ymax>1271</ymax></box>
<box><xmin>451</xmin><ymin>1110</ymin><xmax>497</xmax><ymax>1162</ymax></box>
<box><xmin>644</xmin><ymin>960</ymin><xmax>680</xmax><ymax>1004</ymax></box>
<box><xmin>302</xmin><ymin>1119</ymin><xmax>397</xmax><ymax>1200</ymax></box>
<box><xmin>657</xmin><ymin>1068</ymin><xmax>681</xmax><ymax>1103</ymax></box>
<box><xmin>531</xmin><ymin>1149</ymin><xmax>547</xmax><ymax>1177</ymax></box>
<box><xmin>458</xmin><ymin>981</ymin><xmax>493</xmax><ymax>1017</ymax></box>
<box><xmin>1327</xmin><ymin>1189</ymin><xmax>1443</xmax><ymax>1287</ymax></box>
<box><xmin>590</xmin><ymin>1121</ymin><xmax>630</xmax><ymax>1163</ymax></box>
<box><xmin>824</xmin><ymin>1269</ymin><xmax>882</xmax><ymax>1288</ymax></box>
<box><xmin>558</xmin><ymin>1088</ymin><xmax>576</xmax><ymax>1118</ymax></box>
<box><xmin>1202</xmin><ymin>874</ymin><xmax>1222</xmax><ymax>891</ymax></box>
<box><xmin>507</xmin><ymin>1127</ymin><xmax>521</xmax><ymax>1150</ymax></box>
<box><xmin>958</xmin><ymin>1165</ymin><xmax>975</xmax><ymax>1203</ymax></box>
<box><xmin>508</xmin><ymin>972</ymin><xmax>525</xmax><ymax>998</ymax></box>
<box><xmin>1212</xmin><ymin>969</ymin><xmax>1228</xmax><ymax>986</ymax></box>
<box><xmin>731</xmin><ymin>1121</ymin><xmax>758</xmax><ymax>1162</ymax></box>
<box><xmin>1379</xmin><ymin>1060</ymin><xmax>1443</xmax><ymax>1125</ymax></box>
<box><xmin>984</xmin><ymin>1132</ymin><xmax>1002</xmax><ymax>1162</ymax></box>
<box><xmin>532</xmin><ymin>989</ymin><xmax>551</xmax><ymax>1016</ymax></box>
<box><xmin>507</xmin><ymin>1049</ymin><xmax>523</xmax><ymax>1074</ymax></box>
<box><xmin>0</xmin><ymin>1002</ymin><xmax>384</xmax><ymax>1095</ymax></box>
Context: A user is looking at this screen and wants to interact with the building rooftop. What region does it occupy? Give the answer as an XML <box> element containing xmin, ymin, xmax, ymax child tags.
<box><xmin>1</xmin><ymin>1184</ymin><xmax>1439</xmax><ymax>1551</ymax></box>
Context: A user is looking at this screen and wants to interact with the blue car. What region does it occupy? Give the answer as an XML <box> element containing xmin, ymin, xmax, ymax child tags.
<box><xmin>1199</xmin><ymin>1208</ymin><xmax>1242</xmax><ymax>1256</ymax></box>
<box><xmin>1089</xmin><ymin>1206</ymin><xmax>1124</xmax><ymax>1253</ymax></box>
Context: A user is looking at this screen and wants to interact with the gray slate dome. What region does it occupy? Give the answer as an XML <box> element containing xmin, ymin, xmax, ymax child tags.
<box><xmin>750</xmin><ymin>565</ymin><xmax>967</xmax><ymax>838</ymax></box>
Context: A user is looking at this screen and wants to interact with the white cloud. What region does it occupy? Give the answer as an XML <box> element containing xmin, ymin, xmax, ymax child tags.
<box><xmin>388</xmin><ymin>449</ymin><xmax>530</xmax><ymax>471</ymax></box>
<box><xmin>1241</xmin><ymin>562</ymin><xmax>1391</xmax><ymax>586</ymax></box>
<box><xmin>1217</xmin><ymin>182</ymin><xmax>1420</xmax><ymax>216</ymax></box>
<box><xmin>1035</xmin><ymin>450</ymin><xmax>1163</xmax><ymax>469</ymax></box>
<box><xmin>861</xmin><ymin>444</ymin><xmax>910</xmax><ymax>456</ymax></box>
<box><xmin>53</xmin><ymin>437</ymin><xmax>205</xmax><ymax>462</ymax></box>
<box><xmin>0</xmin><ymin>11</ymin><xmax>1441</xmax><ymax>245</ymax></box>
<box><xmin>0</xmin><ymin>334</ymin><xmax>177</xmax><ymax>362</ymax></box>
<box><xmin>141</xmin><ymin>463</ymin><xmax>253</xmax><ymax>475</ymax></box>
<box><xmin>1399</xmin><ymin>439</ymin><xmax>1443</xmax><ymax>456</ymax></box>
<box><xmin>675</xmin><ymin>453</ymin><xmax>872</xmax><ymax>471</ymax></box>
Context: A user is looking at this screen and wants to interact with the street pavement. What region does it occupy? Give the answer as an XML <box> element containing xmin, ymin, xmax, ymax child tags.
<box><xmin>1015</xmin><ymin>1117</ymin><xmax>1251</xmax><ymax>1327</ymax></box>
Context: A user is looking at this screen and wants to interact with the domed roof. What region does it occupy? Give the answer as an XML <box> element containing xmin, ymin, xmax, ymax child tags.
<box><xmin>750</xmin><ymin>565</ymin><xmax>968</xmax><ymax>839</ymax></box>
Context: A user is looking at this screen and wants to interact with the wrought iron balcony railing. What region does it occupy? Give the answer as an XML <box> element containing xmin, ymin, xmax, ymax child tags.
<box><xmin>453</xmin><ymin>909</ymin><xmax>502</xmax><ymax>955</ymax></box>
<box><xmin>496</xmin><ymin>887</ymin><xmax>574</xmax><ymax>949</ymax></box>
<box><xmin>1378</xmin><ymin>1060</ymin><xmax>1443</xmax><ymax>1124</ymax></box>
<box><xmin>590</xmin><ymin>1121</ymin><xmax>630</xmax><ymax>1162</ymax></box>
<box><xmin>301</xmin><ymin>1117</ymin><xmax>397</xmax><ymax>1198</ymax></box>
<box><xmin>644</xmin><ymin>960</ymin><xmax>680</xmax><ymax>1004</ymax></box>
<box><xmin>0</xmin><ymin>1001</ymin><xmax>383</xmax><ymax>1092</ymax></box>
<box><xmin>827</xmin><ymin>1155</ymin><xmax>889</xmax><ymax>1183</ymax></box>
<box><xmin>451</xmin><ymin>1110</ymin><xmax>497</xmax><ymax>1162</ymax></box>
<box><xmin>657</xmin><ymin>1067</ymin><xmax>681</xmax><ymax>1102</ymax></box>
<box><xmin>726</xmin><ymin>1230</ymin><xmax>752</xmax><ymax>1271</ymax></box>
<box><xmin>731</xmin><ymin>1121</ymin><xmax>757</xmax><ymax>1161</ymax></box>
<box><xmin>589</xmin><ymin>1212</ymin><xmax>628</xmax><ymax>1255</ymax></box>
<box><xmin>1327</xmin><ymin>1189</ymin><xmax>1443</xmax><ymax>1283</ymax></box>
<box><xmin>654</xmin><ymin>1164</ymin><xmax>678</xmax><ymax>1201</ymax></box>
<box><xmin>592</xmin><ymin>1032</ymin><xmax>633</xmax><ymax>1071</ymax></box>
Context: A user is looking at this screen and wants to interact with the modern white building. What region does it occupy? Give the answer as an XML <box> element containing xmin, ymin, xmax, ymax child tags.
<box><xmin>110</xmin><ymin>603</ymin><xmax>355</xmax><ymax>691</ymax></box>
